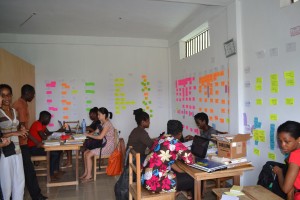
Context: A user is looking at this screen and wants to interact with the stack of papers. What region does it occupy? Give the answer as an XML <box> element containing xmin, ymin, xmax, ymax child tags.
<box><xmin>72</xmin><ymin>134</ymin><xmax>86</xmax><ymax>140</ymax></box>
<box><xmin>44</xmin><ymin>140</ymin><xmax>61</xmax><ymax>146</ymax></box>
<box><xmin>210</xmin><ymin>156</ymin><xmax>251</xmax><ymax>168</ymax></box>
<box><xmin>65</xmin><ymin>140</ymin><xmax>84</xmax><ymax>145</ymax></box>
<box><xmin>189</xmin><ymin>158</ymin><xmax>227</xmax><ymax>173</ymax></box>
<box><xmin>224</xmin><ymin>185</ymin><xmax>245</xmax><ymax>196</ymax></box>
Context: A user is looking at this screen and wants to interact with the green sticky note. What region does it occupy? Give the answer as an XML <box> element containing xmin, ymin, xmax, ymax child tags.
<box><xmin>256</xmin><ymin>77</ymin><xmax>263</xmax><ymax>83</ymax></box>
<box><xmin>150</xmin><ymin>109</ymin><xmax>153</xmax><ymax>113</ymax></box>
<box><xmin>86</xmin><ymin>108</ymin><xmax>91</xmax><ymax>112</ymax></box>
<box><xmin>226</xmin><ymin>118</ymin><xmax>230</xmax><ymax>124</ymax></box>
<box><xmin>147</xmin><ymin>82</ymin><xmax>150</xmax><ymax>85</ymax></box>
<box><xmin>85</xmin><ymin>90</ymin><xmax>95</xmax><ymax>94</ymax></box>
<box><xmin>270</xmin><ymin>114</ymin><xmax>278</xmax><ymax>121</ymax></box>
<box><xmin>255</xmin><ymin>84</ymin><xmax>262</xmax><ymax>91</ymax></box>
<box><xmin>116</xmin><ymin>111</ymin><xmax>121</xmax><ymax>115</ymax></box>
<box><xmin>254</xmin><ymin>148</ymin><xmax>260</xmax><ymax>156</ymax></box>
<box><xmin>150</xmin><ymin>114</ymin><xmax>153</xmax><ymax>118</ymax></box>
<box><xmin>148</xmin><ymin>101</ymin><xmax>152</xmax><ymax>104</ymax></box>
<box><xmin>269</xmin><ymin>98</ymin><xmax>278</xmax><ymax>105</ymax></box>
<box><xmin>86</xmin><ymin>100</ymin><xmax>92</xmax><ymax>104</ymax></box>
<box><xmin>121</xmin><ymin>106</ymin><xmax>126</xmax><ymax>110</ymax></box>
<box><xmin>148</xmin><ymin>88</ymin><xmax>151</xmax><ymax>91</ymax></box>
<box><xmin>286</xmin><ymin>79</ymin><xmax>295</xmax><ymax>86</ymax></box>
<box><xmin>284</xmin><ymin>71</ymin><xmax>295</xmax><ymax>79</ymax></box>
<box><xmin>268</xmin><ymin>152</ymin><xmax>276</xmax><ymax>160</ymax></box>
<box><xmin>85</xmin><ymin>82</ymin><xmax>95</xmax><ymax>86</ymax></box>
<box><xmin>141</xmin><ymin>82</ymin><xmax>145</xmax><ymax>86</ymax></box>
<box><xmin>270</xmin><ymin>86</ymin><xmax>279</xmax><ymax>93</ymax></box>
<box><xmin>285</xmin><ymin>98</ymin><xmax>294</xmax><ymax>105</ymax></box>
<box><xmin>256</xmin><ymin>98</ymin><xmax>263</xmax><ymax>105</ymax></box>
<box><xmin>270</xmin><ymin>74</ymin><xmax>278</xmax><ymax>81</ymax></box>
<box><xmin>71</xmin><ymin>90</ymin><xmax>78</xmax><ymax>94</ymax></box>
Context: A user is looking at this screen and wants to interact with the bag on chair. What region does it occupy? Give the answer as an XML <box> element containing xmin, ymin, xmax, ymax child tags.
<box><xmin>114</xmin><ymin>149</ymin><xmax>130</xmax><ymax>200</ymax></box>
<box><xmin>106</xmin><ymin>146</ymin><xmax>122</xmax><ymax>176</ymax></box>
<box><xmin>84</xmin><ymin>137</ymin><xmax>107</xmax><ymax>150</ymax></box>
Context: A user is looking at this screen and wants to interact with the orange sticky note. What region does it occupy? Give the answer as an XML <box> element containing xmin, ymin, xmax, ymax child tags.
<box><xmin>63</xmin><ymin>107</ymin><xmax>69</xmax><ymax>111</ymax></box>
<box><xmin>63</xmin><ymin>116</ymin><xmax>69</xmax><ymax>120</ymax></box>
<box><xmin>215</xmin><ymin>82</ymin><xmax>219</xmax><ymax>87</ymax></box>
<box><xmin>220</xmin><ymin>71</ymin><xmax>224</xmax><ymax>76</ymax></box>
<box><xmin>199</xmin><ymin>98</ymin><xmax>202</xmax><ymax>102</ymax></box>
<box><xmin>61</xmin><ymin>99</ymin><xmax>67</xmax><ymax>103</ymax></box>
<box><xmin>215</xmin><ymin>99</ymin><xmax>219</xmax><ymax>104</ymax></box>
<box><xmin>214</xmin><ymin>116</ymin><xmax>219</xmax><ymax>120</ymax></box>
<box><xmin>221</xmin><ymin>81</ymin><xmax>225</xmax><ymax>86</ymax></box>
<box><xmin>221</xmin><ymin>108</ymin><xmax>226</xmax><ymax>113</ymax></box>
<box><xmin>220</xmin><ymin>118</ymin><xmax>225</xmax><ymax>123</ymax></box>
<box><xmin>215</xmin><ymin>90</ymin><xmax>220</xmax><ymax>95</ymax></box>
<box><xmin>61</xmin><ymin>91</ymin><xmax>67</xmax><ymax>95</ymax></box>
<box><xmin>204</xmin><ymin>98</ymin><xmax>208</xmax><ymax>103</ymax></box>
<box><xmin>221</xmin><ymin>99</ymin><xmax>226</xmax><ymax>104</ymax></box>
<box><xmin>144</xmin><ymin>92</ymin><xmax>149</xmax><ymax>97</ymax></box>
<box><xmin>204</xmin><ymin>108</ymin><xmax>208</xmax><ymax>112</ymax></box>
<box><xmin>66</xmin><ymin>101</ymin><xmax>72</xmax><ymax>105</ymax></box>
<box><xmin>209</xmin><ymin>116</ymin><xmax>213</xmax><ymax>121</ymax></box>
<box><xmin>210</xmin><ymin>99</ymin><xmax>213</xmax><ymax>103</ymax></box>
<box><xmin>199</xmin><ymin>108</ymin><xmax>202</xmax><ymax>112</ymax></box>
<box><xmin>210</xmin><ymin>108</ymin><xmax>214</xmax><ymax>113</ymax></box>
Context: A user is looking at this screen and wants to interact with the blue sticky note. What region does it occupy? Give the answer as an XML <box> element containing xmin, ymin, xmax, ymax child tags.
<box><xmin>255</xmin><ymin>141</ymin><xmax>259</xmax><ymax>145</ymax></box>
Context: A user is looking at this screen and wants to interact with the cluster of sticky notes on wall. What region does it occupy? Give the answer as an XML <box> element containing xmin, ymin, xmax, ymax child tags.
<box><xmin>114</xmin><ymin>78</ymin><xmax>136</xmax><ymax>115</ymax></box>
<box><xmin>198</xmin><ymin>70</ymin><xmax>229</xmax><ymax>125</ymax></box>
<box><xmin>45</xmin><ymin>81</ymin><xmax>57</xmax><ymax>127</ymax></box>
<box><xmin>85</xmin><ymin>82</ymin><xmax>95</xmax><ymax>112</ymax></box>
<box><xmin>141</xmin><ymin>75</ymin><xmax>153</xmax><ymax>118</ymax></box>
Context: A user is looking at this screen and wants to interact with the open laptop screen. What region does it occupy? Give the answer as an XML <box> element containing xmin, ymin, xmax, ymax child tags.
<box><xmin>191</xmin><ymin>135</ymin><xmax>210</xmax><ymax>158</ymax></box>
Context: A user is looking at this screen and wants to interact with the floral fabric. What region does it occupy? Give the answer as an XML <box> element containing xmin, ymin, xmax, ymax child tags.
<box><xmin>141</xmin><ymin>133</ymin><xmax>194</xmax><ymax>193</ymax></box>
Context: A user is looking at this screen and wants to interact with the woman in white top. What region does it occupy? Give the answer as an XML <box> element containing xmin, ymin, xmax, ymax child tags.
<box><xmin>80</xmin><ymin>107</ymin><xmax>115</xmax><ymax>183</ymax></box>
<box><xmin>0</xmin><ymin>84</ymin><xmax>27</xmax><ymax>200</ymax></box>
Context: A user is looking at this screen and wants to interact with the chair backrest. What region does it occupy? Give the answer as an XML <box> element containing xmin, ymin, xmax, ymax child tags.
<box><xmin>129</xmin><ymin>146</ymin><xmax>141</xmax><ymax>200</ymax></box>
<box><xmin>63</xmin><ymin>120</ymin><xmax>80</xmax><ymax>133</ymax></box>
<box><xmin>114</xmin><ymin>129</ymin><xmax>119</xmax><ymax>148</ymax></box>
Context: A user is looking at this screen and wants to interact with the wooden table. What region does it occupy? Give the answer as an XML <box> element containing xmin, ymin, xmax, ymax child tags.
<box><xmin>44</xmin><ymin>143</ymin><xmax>82</xmax><ymax>192</ymax></box>
<box><xmin>176</xmin><ymin>161</ymin><xmax>254</xmax><ymax>200</ymax></box>
<box><xmin>212</xmin><ymin>185</ymin><xmax>283</xmax><ymax>200</ymax></box>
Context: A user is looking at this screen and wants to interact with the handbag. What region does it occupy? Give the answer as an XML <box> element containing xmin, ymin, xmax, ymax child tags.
<box><xmin>106</xmin><ymin>145</ymin><xmax>122</xmax><ymax>176</ymax></box>
<box><xmin>84</xmin><ymin>136</ymin><xmax>107</xmax><ymax>150</ymax></box>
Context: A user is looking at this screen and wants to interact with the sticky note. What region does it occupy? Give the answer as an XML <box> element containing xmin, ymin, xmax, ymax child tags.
<box><xmin>63</xmin><ymin>107</ymin><xmax>69</xmax><ymax>111</ymax></box>
<box><xmin>86</xmin><ymin>100</ymin><xmax>92</xmax><ymax>104</ymax></box>
<box><xmin>285</xmin><ymin>98</ymin><xmax>294</xmax><ymax>105</ymax></box>
<box><xmin>268</xmin><ymin>152</ymin><xmax>276</xmax><ymax>160</ymax></box>
<box><xmin>63</xmin><ymin>116</ymin><xmax>69</xmax><ymax>120</ymax></box>
<box><xmin>256</xmin><ymin>98</ymin><xmax>263</xmax><ymax>105</ymax></box>
<box><xmin>253</xmin><ymin>148</ymin><xmax>260</xmax><ymax>156</ymax></box>
<box><xmin>269</xmin><ymin>98</ymin><xmax>278</xmax><ymax>105</ymax></box>
<box><xmin>270</xmin><ymin>114</ymin><xmax>278</xmax><ymax>121</ymax></box>
<box><xmin>284</xmin><ymin>71</ymin><xmax>295</xmax><ymax>79</ymax></box>
<box><xmin>46</xmin><ymin>91</ymin><xmax>52</xmax><ymax>95</ymax></box>
<box><xmin>226</xmin><ymin>118</ymin><xmax>230</xmax><ymax>124</ymax></box>
<box><xmin>46</xmin><ymin>99</ymin><xmax>52</xmax><ymax>103</ymax></box>
<box><xmin>286</xmin><ymin>79</ymin><xmax>295</xmax><ymax>86</ymax></box>
<box><xmin>270</xmin><ymin>86</ymin><xmax>279</xmax><ymax>93</ymax></box>
<box><xmin>86</xmin><ymin>108</ymin><xmax>91</xmax><ymax>112</ymax></box>
<box><xmin>256</xmin><ymin>77</ymin><xmax>263</xmax><ymax>83</ymax></box>
<box><xmin>71</xmin><ymin>90</ymin><xmax>78</xmax><ymax>94</ymax></box>
<box><xmin>85</xmin><ymin>90</ymin><xmax>95</xmax><ymax>94</ymax></box>
<box><xmin>85</xmin><ymin>82</ymin><xmax>95</xmax><ymax>86</ymax></box>
<box><xmin>255</xmin><ymin>84</ymin><xmax>262</xmax><ymax>91</ymax></box>
<box><xmin>270</xmin><ymin>74</ymin><xmax>278</xmax><ymax>81</ymax></box>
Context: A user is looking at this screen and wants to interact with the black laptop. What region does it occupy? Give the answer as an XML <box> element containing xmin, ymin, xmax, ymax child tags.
<box><xmin>191</xmin><ymin>135</ymin><xmax>210</xmax><ymax>158</ymax></box>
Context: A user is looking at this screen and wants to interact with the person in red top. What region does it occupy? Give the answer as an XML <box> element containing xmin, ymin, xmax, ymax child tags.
<box><xmin>12</xmin><ymin>84</ymin><xmax>48</xmax><ymax>200</ymax></box>
<box><xmin>273</xmin><ymin>121</ymin><xmax>300</xmax><ymax>200</ymax></box>
<box><xmin>28</xmin><ymin>111</ymin><xmax>62</xmax><ymax>181</ymax></box>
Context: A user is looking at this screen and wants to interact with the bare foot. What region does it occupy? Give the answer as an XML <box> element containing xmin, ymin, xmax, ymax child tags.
<box><xmin>79</xmin><ymin>174</ymin><xmax>87</xmax><ymax>180</ymax></box>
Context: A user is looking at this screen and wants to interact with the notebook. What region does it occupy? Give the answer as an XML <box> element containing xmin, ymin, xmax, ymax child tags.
<box><xmin>191</xmin><ymin>135</ymin><xmax>210</xmax><ymax>158</ymax></box>
<box><xmin>189</xmin><ymin>157</ymin><xmax>227</xmax><ymax>173</ymax></box>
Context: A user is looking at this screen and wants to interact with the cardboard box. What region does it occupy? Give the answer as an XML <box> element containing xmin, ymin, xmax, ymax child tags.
<box><xmin>214</xmin><ymin>134</ymin><xmax>251</xmax><ymax>159</ymax></box>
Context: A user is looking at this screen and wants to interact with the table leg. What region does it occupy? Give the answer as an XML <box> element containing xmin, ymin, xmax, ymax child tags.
<box><xmin>76</xmin><ymin>149</ymin><xmax>79</xmax><ymax>190</ymax></box>
<box><xmin>194</xmin><ymin>180</ymin><xmax>202</xmax><ymax>200</ymax></box>
<box><xmin>233</xmin><ymin>175</ymin><xmax>240</xmax><ymax>185</ymax></box>
<box><xmin>47</xmin><ymin>151</ymin><xmax>50</xmax><ymax>193</ymax></box>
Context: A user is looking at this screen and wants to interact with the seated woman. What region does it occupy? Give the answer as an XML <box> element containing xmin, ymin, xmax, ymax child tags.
<box><xmin>86</xmin><ymin>107</ymin><xmax>101</xmax><ymax>133</ymax></box>
<box><xmin>80</xmin><ymin>107</ymin><xmax>115</xmax><ymax>183</ymax></box>
<box><xmin>141</xmin><ymin>120</ymin><xmax>194</xmax><ymax>197</ymax></box>
<box><xmin>28</xmin><ymin>111</ymin><xmax>62</xmax><ymax>181</ymax></box>
<box><xmin>0</xmin><ymin>84</ymin><xmax>27</xmax><ymax>200</ymax></box>
<box><xmin>273</xmin><ymin>121</ymin><xmax>300</xmax><ymax>200</ymax></box>
<box><xmin>127</xmin><ymin>108</ymin><xmax>153</xmax><ymax>162</ymax></box>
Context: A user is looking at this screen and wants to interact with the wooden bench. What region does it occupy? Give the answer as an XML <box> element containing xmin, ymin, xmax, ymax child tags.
<box><xmin>31</xmin><ymin>155</ymin><xmax>47</xmax><ymax>176</ymax></box>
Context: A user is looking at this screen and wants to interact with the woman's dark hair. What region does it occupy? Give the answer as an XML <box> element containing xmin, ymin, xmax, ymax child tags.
<box><xmin>167</xmin><ymin>120</ymin><xmax>183</xmax><ymax>136</ymax></box>
<box><xmin>194</xmin><ymin>112</ymin><xmax>209</xmax><ymax>125</ymax></box>
<box><xmin>89</xmin><ymin>107</ymin><xmax>98</xmax><ymax>115</ymax></box>
<box><xmin>39</xmin><ymin>111</ymin><xmax>51</xmax><ymax>120</ymax></box>
<box><xmin>98</xmin><ymin>107</ymin><xmax>113</xmax><ymax>119</ymax></box>
<box><xmin>0</xmin><ymin>84</ymin><xmax>13</xmax><ymax>95</ymax></box>
<box><xmin>133</xmin><ymin>108</ymin><xmax>149</xmax><ymax>126</ymax></box>
<box><xmin>277</xmin><ymin>121</ymin><xmax>300</xmax><ymax>139</ymax></box>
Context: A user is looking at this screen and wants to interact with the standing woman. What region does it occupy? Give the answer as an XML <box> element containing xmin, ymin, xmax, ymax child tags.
<box><xmin>0</xmin><ymin>84</ymin><xmax>27</xmax><ymax>200</ymax></box>
<box><xmin>80</xmin><ymin>107</ymin><xmax>115</xmax><ymax>182</ymax></box>
<box><xmin>273</xmin><ymin>121</ymin><xmax>300</xmax><ymax>200</ymax></box>
<box><xmin>127</xmin><ymin>108</ymin><xmax>153</xmax><ymax>162</ymax></box>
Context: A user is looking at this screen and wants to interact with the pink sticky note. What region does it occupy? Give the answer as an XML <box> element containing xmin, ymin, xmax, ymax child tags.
<box><xmin>46</xmin><ymin>91</ymin><xmax>52</xmax><ymax>95</ymax></box>
<box><xmin>48</xmin><ymin>123</ymin><xmax>54</xmax><ymax>127</ymax></box>
<box><xmin>46</xmin><ymin>99</ymin><xmax>52</xmax><ymax>103</ymax></box>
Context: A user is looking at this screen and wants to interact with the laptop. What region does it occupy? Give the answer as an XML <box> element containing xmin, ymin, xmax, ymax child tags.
<box><xmin>191</xmin><ymin>135</ymin><xmax>210</xmax><ymax>158</ymax></box>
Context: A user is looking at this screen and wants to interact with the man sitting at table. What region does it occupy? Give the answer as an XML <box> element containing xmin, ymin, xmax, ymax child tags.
<box><xmin>27</xmin><ymin>111</ymin><xmax>63</xmax><ymax>181</ymax></box>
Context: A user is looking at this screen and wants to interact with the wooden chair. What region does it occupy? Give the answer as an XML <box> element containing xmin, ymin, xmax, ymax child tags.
<box><xmin>128</xmin><ymin>147</ymin><xmax>176</xmax><ymax>200</ymax></box>
<box><xmin>31</xmin><ymin>155</ymin><xmax>47</xmax><ymax>176</ymax></box>
<box><xmin>93</xmin><ymin>129</ymin><xmax>120</xmax><ymax>181</ymax></box>
<box><xmin>202</xmin><ymin>177</ymin><xmax>233</xmax><ymax>197</ymax></box>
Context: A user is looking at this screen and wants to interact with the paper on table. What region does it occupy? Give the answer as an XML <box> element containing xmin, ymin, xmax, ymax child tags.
<box><xmin>221</xmin><ymin>194</ymin><xmax>239</xmax><ymax>200</ymax></box>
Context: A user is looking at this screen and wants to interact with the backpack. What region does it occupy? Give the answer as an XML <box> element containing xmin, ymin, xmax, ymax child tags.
<box><xmin>257</xmin><ymin>161</ymin><xmax>287</xmax><ymax>199</ymax></box>
<box><xmin>114</xmin><ymin>149</ymin><xmax>130</xmax><ymax>200</ymax></box>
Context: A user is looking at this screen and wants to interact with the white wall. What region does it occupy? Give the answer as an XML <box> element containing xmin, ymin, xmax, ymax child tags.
<box><xmin>241</xmin><ymin>0</ymin><xmax>300</xmax><ymax>185</ymax></box>
<box><xmin>0</xmin><ymin>34</ymin><xmax>171</xmax><ymax>143</ymax></box>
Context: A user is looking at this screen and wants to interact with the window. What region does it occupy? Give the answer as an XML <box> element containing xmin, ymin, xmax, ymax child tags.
<box><xmin>180</xmin><ymin>22</ymin><xmax>210</xmax><ymax>59</ymax></box>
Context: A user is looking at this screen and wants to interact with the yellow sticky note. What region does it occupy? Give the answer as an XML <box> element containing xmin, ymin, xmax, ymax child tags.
<box><xmin>286</xmin><ymin>79</ymin><xmax>295</xmax><ymax>86</ymax></box>
<box><xmin>256</xmin><ymin>77</ymin><xmax>263</xmax><ymax>84</ymax></box>
<box><xmin>258</xmin><ymin>130</ymin><xmax>266</xmax><ymax>142</ymax></box>
<box><xmin>270</xmin><ymin>114</ymin><xmax>278</xmax><ymax>121</ymax></box>
<box><xmin>256</xmin><ymin>98</ymin><xmax>263</xmax><ymax>105</ymax></box>
<box><xmin>285</xmin><ymin>98</ymin><xmax>294</xmax><ymax>105</ymax></box>
<box><xmin>269</xmin><ymin>98</ymin><xmax>278</xmax><ymax>105</ymax></box>
<box><xmin>268</xmin><ymin>152</ymin><xmax>276</xmax><ymax>160</ymax></box>
<box><xmin>270</xmin><ymin>86</ymin><xmax>279</xmax><ymax>93</ymax></box>
<box><xmin>284</xmin><ymin>71</ymin><xmax>295</xmax><ymax>79</ymax></box>
<box><xmin>71</xmin><ymin>90</ymin><xmax>78</xmax><ymax>94</ymax></box>
<box><xmin>253</xmin><ymin>130</ymin><xmax>259</xmax><ymax>141</ymax></box>
<box><xmin>255</xmin><ymin>84</ymin><xmax>262</xmax><ymax>91</ymax></box>
<box><xmin>254</xmin><ymin>148</ymin><xmax>260</xmax><ymax>156</ymax></box>
<box><xmin>270</xmin><ymin>74</ymin><xmax>278</xmax><ymax>81</ymax></box>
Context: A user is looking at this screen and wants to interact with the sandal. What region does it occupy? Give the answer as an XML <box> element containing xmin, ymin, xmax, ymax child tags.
<box><xmin>81</xmin><ymin>177</ymin><xmax>93</xmax><ymax>183</ymax></box>
<box><xmin>186</xmin><ymin>191</ymin><xmax>193</xmax><ymax>200</ymax></box>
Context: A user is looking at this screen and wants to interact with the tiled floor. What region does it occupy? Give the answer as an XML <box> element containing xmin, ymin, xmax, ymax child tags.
<box><xmin>24</xmin><ymin>161</ymin><xmax>217</xmax><ymax>200</ymax></box>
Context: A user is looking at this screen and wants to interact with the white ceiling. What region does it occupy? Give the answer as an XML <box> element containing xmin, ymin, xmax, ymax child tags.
<box><xmin>0</xmin><ymin>0</ymin><xmax>232</xmax><ymax>39</ymax></box>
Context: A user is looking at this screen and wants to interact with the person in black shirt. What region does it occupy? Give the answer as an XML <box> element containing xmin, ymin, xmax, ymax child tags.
<box><xmin>86</xmin><ymin>107</ymin><xmax>101</xmax><ymax>133</ymax></box>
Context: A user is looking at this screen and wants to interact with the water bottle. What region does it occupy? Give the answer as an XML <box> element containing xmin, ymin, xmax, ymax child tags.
<box><xmin>81</xmin><ymin>119</ymin><xmax>86</xmax><ymax>134</ymax></box>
